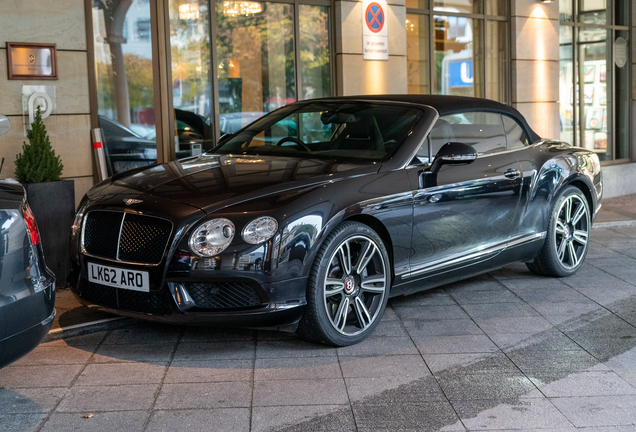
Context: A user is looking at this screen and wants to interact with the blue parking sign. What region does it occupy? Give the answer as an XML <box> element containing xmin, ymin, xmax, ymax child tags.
<box><xmin>448</xmin><ymin>60</ymin><xmax>473</xmax><ymax>88</ymax></box>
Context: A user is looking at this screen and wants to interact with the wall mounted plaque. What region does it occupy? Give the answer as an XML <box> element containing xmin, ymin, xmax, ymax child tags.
<box><xmin>6</xmin><ymin>42</ymin><xmax>58</xmax><ymax>80</ymax></box>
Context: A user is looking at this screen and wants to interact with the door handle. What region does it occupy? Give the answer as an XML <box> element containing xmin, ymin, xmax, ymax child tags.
<box><xmin>504</xmin><ymin>169</ymin><xmax>521</xmax><ymax>179</ymax></box>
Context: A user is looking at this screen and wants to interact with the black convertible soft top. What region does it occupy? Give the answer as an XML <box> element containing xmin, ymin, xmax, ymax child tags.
<box><xmin>309</xmin><ymin>94</ymin><xmax>542</xmax><ymax>144</ymax></box>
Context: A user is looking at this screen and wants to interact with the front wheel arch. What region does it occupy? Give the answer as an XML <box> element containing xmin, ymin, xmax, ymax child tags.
<box><xmin>345</xmin><ymin>214</ymin><xmax>395</xmax><ymax>286</ymax></box>
<box><xmin>565</xmin><ymin>179</ymin><xmax>595</xmax><ymax>220</ymax></box>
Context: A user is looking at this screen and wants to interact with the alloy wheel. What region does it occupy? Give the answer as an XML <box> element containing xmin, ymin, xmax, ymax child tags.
<box><xmin>555</xmin><ymin>195</ymin><xmax>590</xmax><ymax>270</ymax></box>
<box><xmin>323</xmin><ymin>235</ymin><xmax>388</xmax><ymax>336</ymax></box>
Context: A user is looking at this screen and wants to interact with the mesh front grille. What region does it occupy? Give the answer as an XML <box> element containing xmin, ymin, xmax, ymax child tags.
<box><xmin>184</xmin><ymin>282</ymin><xmax>265</xmax><ymax>310</ymax></box>
<box><xmin>78</xmin><ymin>278</ymin><xmax>172</xmax><ymax>315</ymax></box>
<box><xmin>83</xmin><ymin>211</ymin><xmax>172</xmax><ymax>264</ymax></box>
<box><xmin>83</xmin><ymin>211</ymin><xmax>122</xmax><ymax>260</ymax></box>
<box><xmin>119</xmin><ymin>214</ymin><xmax>172</xmax><ymax>263</ymax></box>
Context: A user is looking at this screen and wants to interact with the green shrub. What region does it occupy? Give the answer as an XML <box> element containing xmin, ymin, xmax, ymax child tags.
<box><xmin>14</xmin><ymin>106</ymin><xmax>63</xmax><ymax>183</ymax></box>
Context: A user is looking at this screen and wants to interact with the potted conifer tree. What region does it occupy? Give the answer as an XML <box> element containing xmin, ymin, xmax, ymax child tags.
<box><xmin>15</xmin><ymin>106</ymin><xmax>75</xmax><ymax>286</ymax></box>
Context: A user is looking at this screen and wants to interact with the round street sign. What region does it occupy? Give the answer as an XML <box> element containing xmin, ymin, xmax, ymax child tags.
<box><xmin>365</xmin><ymin>2</ymin><xmax>385</xmax><ymax>33</ymax></box>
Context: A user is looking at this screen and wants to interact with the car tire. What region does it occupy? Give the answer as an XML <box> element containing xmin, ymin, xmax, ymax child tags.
<box><xmin>297</xmin><ymin>221</ymin><xmax>390</xmax><ymax>346</ymax></box>
<box><xmin>527</xmin><ymin>185</ymin><xmax>591</xmax><ymax>277</ymax></box>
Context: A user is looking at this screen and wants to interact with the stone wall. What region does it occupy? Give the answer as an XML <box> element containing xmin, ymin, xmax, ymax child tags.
<box><xmin>0</xmin><ymin>0</ymin><xmax>94</xmax><ymax>206</ymax></box>
<box><xmin>334</xmin><ymin>0</ymin><xmax>407</xmax><ymax>95</ymax></box>
<box><xmin>510</xmin><ymin>0</ymin><xmax>560</xmax><ymax>140</ymax></box>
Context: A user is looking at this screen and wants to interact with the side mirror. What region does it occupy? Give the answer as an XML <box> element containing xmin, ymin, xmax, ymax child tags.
<box><xmin>419</xmin><ymin>142</ymin><xmax>477</xmax><ymax>188</ymax></box>
<box><xmin>430</xmin><ymin>142</ymin><xmax>477</xmax><ymax>174</ymax></box>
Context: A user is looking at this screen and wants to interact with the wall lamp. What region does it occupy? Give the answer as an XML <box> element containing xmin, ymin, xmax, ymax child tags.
<box><xmin>539</xmin><ymin>0</ymin><xmax>554</xmax><ymax>3</ymax></box>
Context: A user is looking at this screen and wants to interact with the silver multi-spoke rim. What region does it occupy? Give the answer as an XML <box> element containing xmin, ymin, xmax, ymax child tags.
<box><xmin>323</xmin><ymin>235</ymin><xmax>387</xmax><ymax>336</ymax></box>
<box><xmin>555</xmin><ymin>195</ymin><xmax>590</xmax><ymax>270</ymax></box>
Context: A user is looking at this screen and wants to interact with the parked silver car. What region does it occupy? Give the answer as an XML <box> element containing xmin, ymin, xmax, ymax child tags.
<box><xmin>0</xmin><ymin>179</ymin><xmax>55</xmax><ymax>368</ymax></box>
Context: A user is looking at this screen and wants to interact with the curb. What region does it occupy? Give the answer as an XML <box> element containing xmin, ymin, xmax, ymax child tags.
<box><xmin>593</xmin><ymin>220</ymin><xmax>636</xmax><ymax>229</ymax></box>
<box><xmin>43</xmin><ymin>317</ymin><xmax>138</xmax><ymax>343</ymax></box>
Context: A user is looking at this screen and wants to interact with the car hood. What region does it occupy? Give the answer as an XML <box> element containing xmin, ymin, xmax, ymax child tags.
<box><xmin>89</xmin><ymin>153</ymin><xmax>380</xmax><ymax>214</ymax></box>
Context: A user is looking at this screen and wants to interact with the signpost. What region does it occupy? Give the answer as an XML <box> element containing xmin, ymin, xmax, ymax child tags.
<box><xmin>362</xmin><ymin>0</ymin><xmax>388</xmax><ymax>61</ymax></box>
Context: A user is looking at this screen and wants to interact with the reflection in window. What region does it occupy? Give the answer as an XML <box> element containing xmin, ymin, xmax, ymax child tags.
<box><xmin>92</xmin><ymin>0</ymin><xmax>157</xmax><ymax>175</ymax></box>
<box><xmin>559</xmin><ymin>0</ymin><xmax>630</xmax><ymax>162</ymax></box>
<box><xmin>406</xmin><ymin>3</ymin><xmax>506</xmax><ymax>101</ymax></box>
<box><xmin>486</xmin><ymin>20</ymin><xmax>506</xmax><ymax>102</ymax></box>
<box><xmin>406</xmin><ymin>14</ymin><xmax>429</xmax><ymax>95</ymax></box>
<box><xmin>135</xmin><ymin>19</ymin><xmax>151</xmax><ymax>41</ymax></box>
<box><xmin>299</xmin><ymin>5</ymin><xmax>331</xmax><ymax>100</ymax></box>
<box><xmin>169</xmin><ymin>0</ymin><xmax>214</xmax><ymax>156</ymax></box>
<box><xmin>216</xmin><ymin>0</ymin><xmax>296</xmax><ymax>134</ymax></box>
<box><xmin>559</xmin><ymin>26</ymin><xmax>574</xmax><ymax>145</ymax></box>
<box><xmin>436</xmin><ymin>112</ymin><xmax>506</xmax><ymax>155</ymax></box>
<box><xmin>434</xmin><ymin>15</ymin><xmax>482</xmax><ymax>97</ymax></box>
<box><xmin>503</xmin><ymin>116</ymin><xmax>529</xmax><ymax>150</ymax></box>
<box><xmin>578</xmin><ymin>0</ymin><xmax>607</xmax><ymax>25</ymax></box>
<box><xmin>216</xmin><ymin>102</ymin><xmax>422</xmax><ymax>161</ymax></box>
<box><xmin>434</xmin><ymin>0</ymin><xmax>480</xmax><ymax>14</ymax></box>
<box><xmin>578</xmin><ymin>27</ymin><xmax>610</xmax><ymax>159</ymax></box>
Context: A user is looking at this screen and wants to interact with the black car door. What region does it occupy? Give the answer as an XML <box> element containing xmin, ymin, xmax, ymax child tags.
<box><xmin>406</xmin><ymin>112</ymin><xmax>525</xmax><ymax>280</ymax></box>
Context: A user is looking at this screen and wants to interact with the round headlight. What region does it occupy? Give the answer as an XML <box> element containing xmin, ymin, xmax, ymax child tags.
<box><xmin>189</xmin><ymin>218</ymin><xmax>235</xmax><ymax>257</ymax></box>
<box><xmin>242</xmin><ymin>216</ymin><xmax>278</xmax><ymax>244</ymax></box>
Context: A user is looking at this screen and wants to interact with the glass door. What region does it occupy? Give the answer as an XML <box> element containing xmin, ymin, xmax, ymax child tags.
<box><xmin>92</xmin><ymin>0</ymin><xmax>159</xmax><ymax>175</ymax></box>
<box><xmin>168</xmin><ymin>0</ymin><xmax>215</xmax><ymax>157</ymax></box>
<box><xmin>167</xmin><ymin>0</ymin><xmax>332</xmax><ymax>157</ymax></box>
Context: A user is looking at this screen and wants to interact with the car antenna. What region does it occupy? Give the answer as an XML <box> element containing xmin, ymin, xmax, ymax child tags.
<box><xmin>0</xmin><ymin>157</ymin><xmax>4</xmax><ymax>176</ymax></box>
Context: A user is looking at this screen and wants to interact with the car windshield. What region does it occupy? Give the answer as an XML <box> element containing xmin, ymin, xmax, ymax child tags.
<box><xmin>212</xmin><ymin>102</ymin><xmax>423</xmax><ymax>161</ymax></box>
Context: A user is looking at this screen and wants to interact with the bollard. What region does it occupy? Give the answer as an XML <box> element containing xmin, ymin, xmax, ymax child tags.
<box><xmin>91</xmin><ymin>128</ymin><xmax>109</xmax><ymax>181</ymax></box>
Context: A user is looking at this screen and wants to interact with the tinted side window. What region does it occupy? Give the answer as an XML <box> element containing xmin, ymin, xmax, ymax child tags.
<box><xmin>503</xmin><ymin>115</ymin><xmax>530</xmax><ymax>150</ymax></box>
<box><xmin>412</xmin><ymin>136</ymin><xmax>430</xmax><ymax>164</ymax></box>
<box><xmin>436</xmin><ymin>112</ymin><xmax>506</xmax><ymax>156</ymax></box>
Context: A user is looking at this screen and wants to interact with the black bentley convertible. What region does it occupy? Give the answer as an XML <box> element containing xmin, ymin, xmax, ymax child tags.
<box><xmin>69</xmin><ymin>95</ymin><xmax>602</xmax><ymax>346</ymax></box>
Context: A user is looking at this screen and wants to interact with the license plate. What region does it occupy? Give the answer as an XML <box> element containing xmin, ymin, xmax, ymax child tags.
<box><xmin>88</xmin><ymin>262</ymin><xmax>150</xmax><ymax>292</ymax></box>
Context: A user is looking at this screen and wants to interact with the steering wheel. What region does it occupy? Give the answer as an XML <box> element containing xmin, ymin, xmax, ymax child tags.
<box><xmin>275</xmin><ymin>137</ymin><xmax>311</xmax><ymax>152</ymax></box>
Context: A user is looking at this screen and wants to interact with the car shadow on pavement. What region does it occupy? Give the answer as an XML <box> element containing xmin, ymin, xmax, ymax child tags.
<box><xmin>0</xmin><ymin>388</ymin><xmax>50</xmax><ymax>430</ymax></box>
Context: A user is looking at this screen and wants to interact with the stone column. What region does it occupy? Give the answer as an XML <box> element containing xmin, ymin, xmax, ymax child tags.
<box><xmin>510</xmin><ymin>0</ymin><xmax>560</xmax><ymax>139</ymax></box>
<box><xmin>334</xmin><ymin>0</ymin><xmax>407</xmax><ymax>95</ymax></box>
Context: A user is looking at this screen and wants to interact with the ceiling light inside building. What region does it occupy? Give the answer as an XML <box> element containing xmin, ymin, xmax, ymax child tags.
<box><xmin>179</xmin><ymin>3</ymin><xmax>200</xmax><ymax>20</ymax></box>
<box><xmin>223</xmin><ymin>1</ymin><xmax>262</xmax><ymax>17</ymax></box>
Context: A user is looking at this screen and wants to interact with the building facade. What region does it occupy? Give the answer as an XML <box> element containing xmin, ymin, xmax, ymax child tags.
<box><xmin>0</xmin><ymin>0</ymin><xmax>634</xmax><ymax>204</ymax></box>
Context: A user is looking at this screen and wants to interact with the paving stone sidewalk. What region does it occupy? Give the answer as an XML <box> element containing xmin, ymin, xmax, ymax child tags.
<box><xmin>2</xmin><ymin>225</ymin><xmax>636</xmax><ymax>431</ymax></box>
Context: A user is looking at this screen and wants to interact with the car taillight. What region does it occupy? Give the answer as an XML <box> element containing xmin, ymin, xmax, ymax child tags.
<box><xmin>23</xmin><ymin>205</ymin><xmax>41</xmax><ymax>246</ymax></box>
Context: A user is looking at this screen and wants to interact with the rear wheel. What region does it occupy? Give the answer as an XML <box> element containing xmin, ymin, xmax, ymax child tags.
<box><xmin>297</xmin><ymin>222</ymin><xmax>390</xmax><ymax>346</ymax></box>
<box><xmin>527</xmin><ymin>185</ymin><xmax>591</xmax><ymax>277</ymax></box>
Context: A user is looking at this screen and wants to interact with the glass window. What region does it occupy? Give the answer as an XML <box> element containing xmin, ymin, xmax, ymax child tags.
<box><xmin>615</xmin><ymin>30</ymin><xmax>629</xmax><ymax>159</ymax></box>
<box><xmin>406</xmin><ymin>0</ymin><xmax>428</xmax><ymax>9</ymax></box>
<box><xmin>578</xmin><ymin>27</ymin><xmax>610</xmax><ymax>160</ymax></box>
<box><xmin>92</xmin><ymin>0</ymin><xmax>158</xmax><ymax>175</ymax></box>
<box><xmin>216</xmin><ymin>103</ymin><xmax>423</xmax><ymax>161</ymax></box>
<box><xmin>169</xmin><ymin>0</ymin><xmax>214</xmax><ymax>156</ymax></box>
<box><xmin>559</xmin><ymin>0</ymin><xmax>630</xmax><ymax>163</ymax></box>
<box><xmin>216</xmin><ymin>1</ymin><xmax>296</xmax><ymax>134</ymax></box>
<box><xmin>406</xmin><ymin>14</ymin><xmax>430</xmax><ymax>95</ymax></box>
<box><xmin>559</xmin><ymin>0</ymin><xmax>573</xmax><ymax>21</ymax></box>
<box><xmin>559</xmin><ymin>25</ymin><xmax>574</xmax><ymax>144</ymax></box>
<box><xmin>434</xmin><ymin>0</ymin><xmax>481</xmax><ymax>14</ymax></box>
<box><xmin>485</xmin><ymin>0</ymin><xmax>505</xmax><ymax>16</ymax></box>
<box><xmin>433</xmin><ymin>16</ymin><xmax>483</xmax><ymax>98</ymax></box>
<box><xmin>437</xmin><ymin>112</ymin><xmax>506</xmax><ymax>155</ymax></box>
<box><xmin>503</xmin><ymin>115</ymin><xmax>529</xmax><ymax>150</ymax></box>
<box><xmin>486</xmin><ymin>20</ymin><xmax>507</xmax><ymax>102</ymax></box>
<box><xmin>414</xmin><ymin>137</ymin><xmax>431</xmax><ymax>164</ymax></box>
<box><xmin>578</xmin><ymin>0</ymin><xmax>607</xmax><ymax>25</ymax></box>
<box><xmin>299</xmin><ymin>5</ymin><xmax>331</xmax><ymax>100</ymax></box>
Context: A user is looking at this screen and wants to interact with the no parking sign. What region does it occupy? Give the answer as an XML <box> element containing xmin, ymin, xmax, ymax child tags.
<box><xmin>362</xmin><ymin>0</ymin><xmax>388</xmax><ymax>60</ymax></box>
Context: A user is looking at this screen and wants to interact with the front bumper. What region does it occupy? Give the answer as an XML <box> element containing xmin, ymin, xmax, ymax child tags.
<box><xmin>70</xmin><ymin>273</ymin><xmax>308</xmax><ymax>328</ymax></box>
